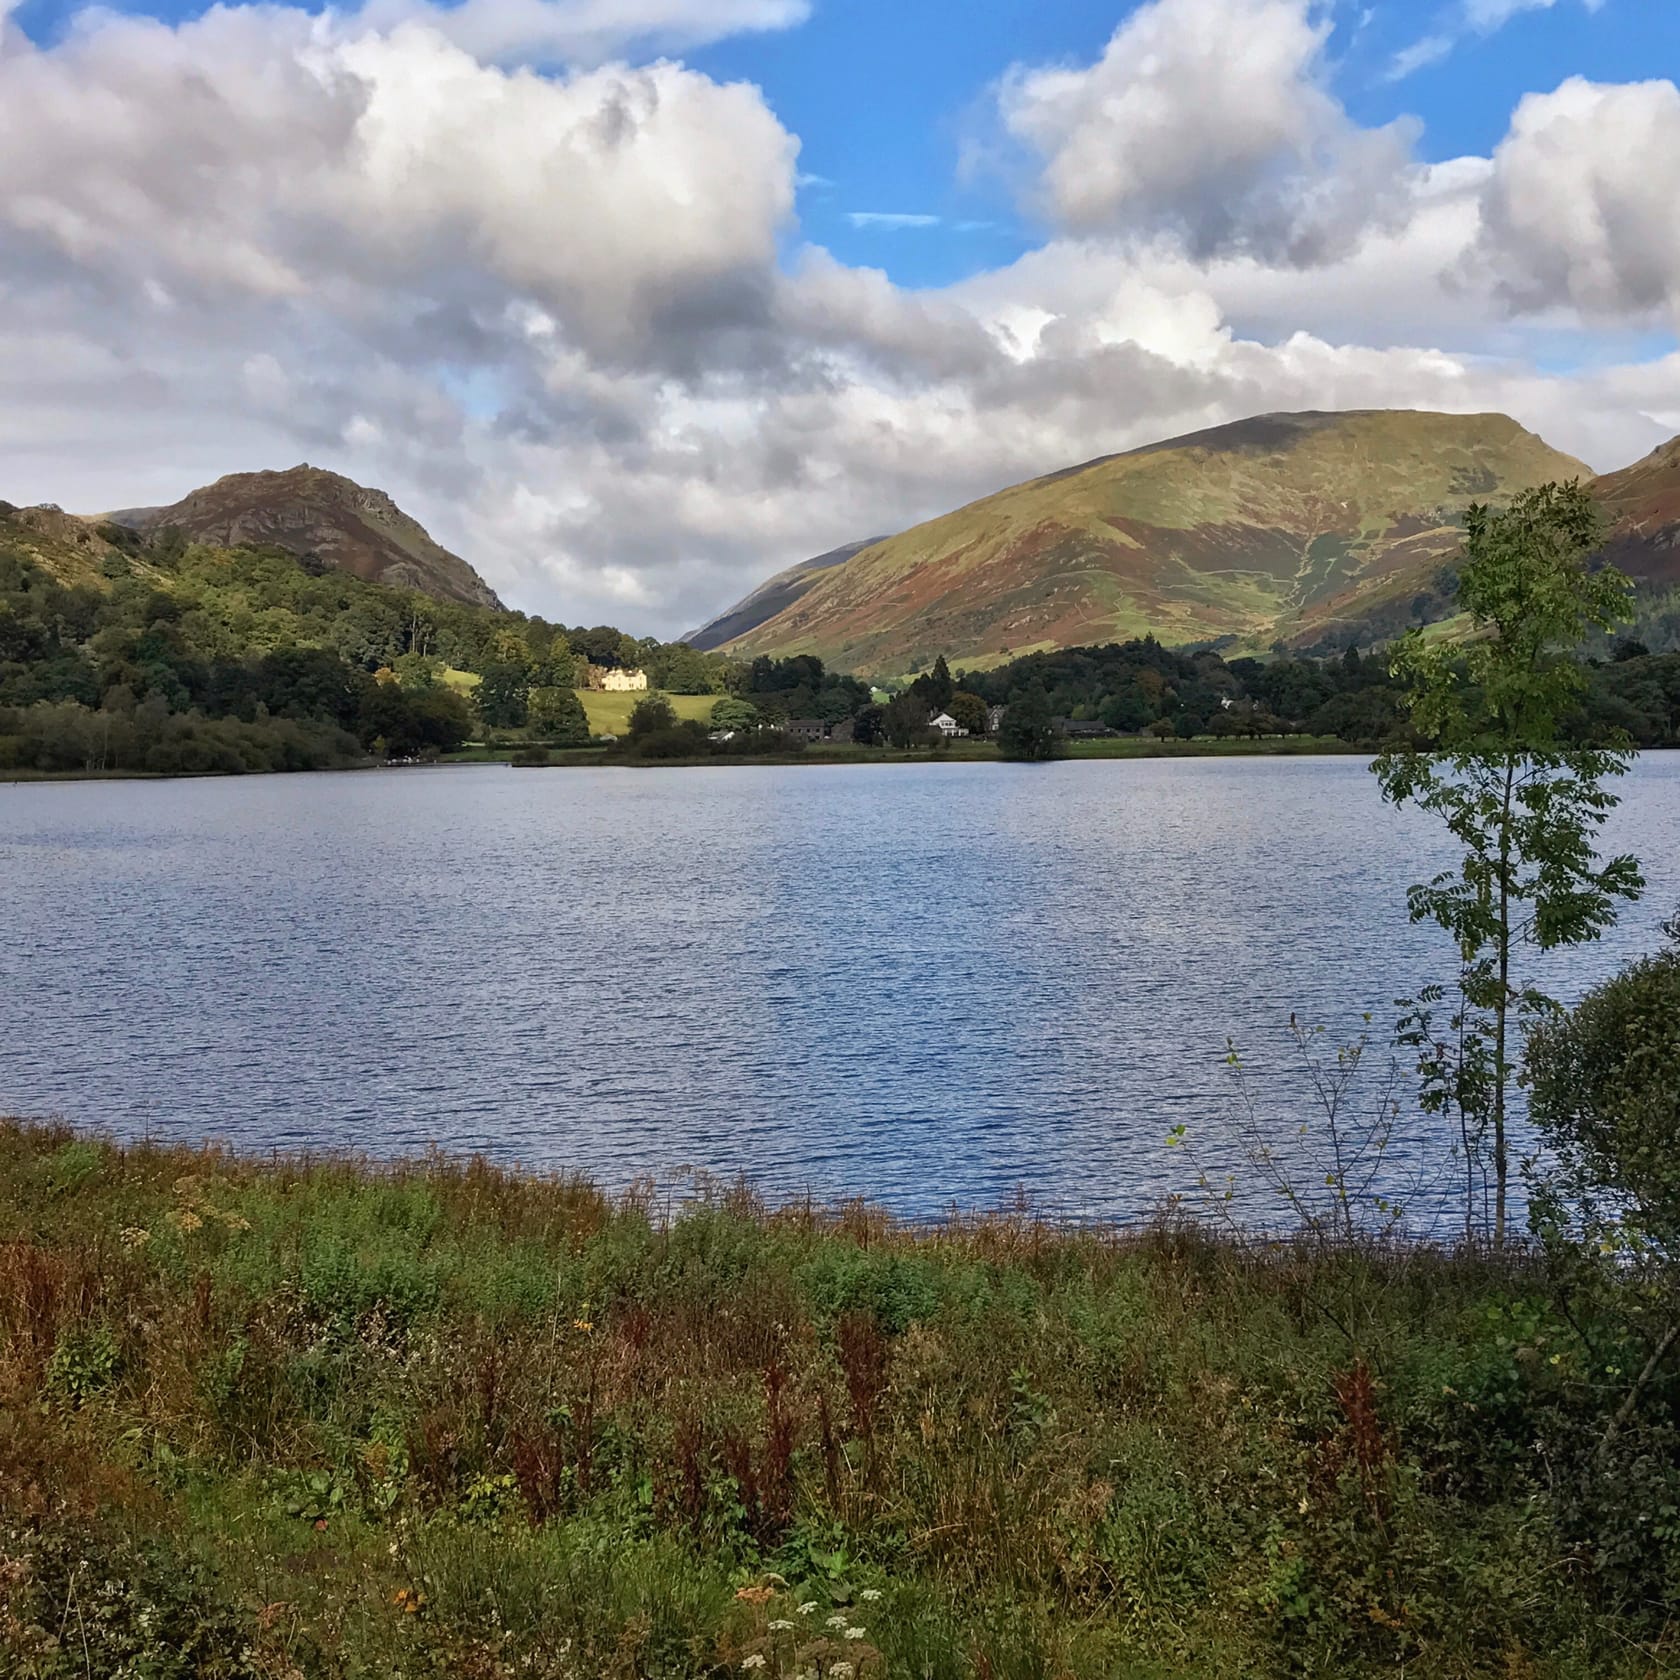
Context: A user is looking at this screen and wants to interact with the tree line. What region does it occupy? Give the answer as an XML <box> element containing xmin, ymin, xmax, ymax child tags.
<box><xmin>6</xmin><ymin>508</ymin><xmax>1680</xmax><ymax>775</ymax></box>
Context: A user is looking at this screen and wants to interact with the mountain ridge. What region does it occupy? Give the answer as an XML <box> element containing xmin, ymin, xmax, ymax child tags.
<box><xmin>712</xmin><ymin>409</ymin><xmax>1600</xmax><ymax>675</ymax></box>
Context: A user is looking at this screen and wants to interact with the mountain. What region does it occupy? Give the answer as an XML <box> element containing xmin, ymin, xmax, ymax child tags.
<box><xmin>714</xmin><ymin>410</ymin><xmax>1591</xmax><ymax>675</ymax></box>
<box><xmin>109</xmin><ymin>465</ymin><xmax>503</xmax><ymax>611</ymax></box>
<box><xmin>1594</xmin><ymin>435</ymin><xmax>1680</xmax><ymax>589</ymax></box>
<box><xmin>683</xmin><ymin>537</ymin><xmax>886</xmax><ymax>651</ymax></box>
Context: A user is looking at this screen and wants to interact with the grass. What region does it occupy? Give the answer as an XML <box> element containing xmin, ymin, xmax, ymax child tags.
<box><xmin>431</xmin><ymin>675</ymin><xmax>716</xmax><ymax>737</ymax></box>
<box><xmin>577</xmin><ymin>691</ymin><xmax>718</xmax><ymax>735</ymax></box>
<box><xmin>1</xmin><ymin>1119</ymin><xmax>1674</xmax><ymax>1679</ymax></box>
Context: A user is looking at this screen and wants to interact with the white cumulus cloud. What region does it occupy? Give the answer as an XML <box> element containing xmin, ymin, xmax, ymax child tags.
<box><xmin>998</xmin><ymin>0</ymin><xmax>1419</xmax><ymax>262</ymax></box>
<box><xmin>0</xmin><ymin>0</ymin><xmax>1674</xmax><ymax>635</ymax></box>
<box><xmin>1474</xmin><ymin>76</ymin><xmax>1680</xmax><ymax>319</ymax></box>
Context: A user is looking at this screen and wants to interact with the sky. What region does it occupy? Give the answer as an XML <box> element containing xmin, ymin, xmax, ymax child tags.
<box><xmin>2</xmin><ymin>0</ymin><xmax>1679</xmax><ymax>634</ymax></box>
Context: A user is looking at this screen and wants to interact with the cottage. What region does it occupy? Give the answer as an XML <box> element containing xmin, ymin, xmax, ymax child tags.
<box><xmin>928</xmin><ymin>712</ymin><xmax>967</xmax><ymax>738</ymax></box>
<box><xmin>986</xmin><ymin>704</ymin><xmax>1006</xmax><ymax>735</ymax></box>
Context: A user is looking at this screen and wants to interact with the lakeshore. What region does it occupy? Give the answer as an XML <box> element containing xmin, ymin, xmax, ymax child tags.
<box><xmin>2</xmin><ymin>733</ymin><xmax>1366</xmax><ymax>782</ymax></box>
<box><xmin>1</xmin><ymin>1118</ymin><xmax>1672</xmax><ymax>1680</ymax></box>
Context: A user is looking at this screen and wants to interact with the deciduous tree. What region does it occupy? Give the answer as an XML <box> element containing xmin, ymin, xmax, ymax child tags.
<box><xmin>1375</xmin><ymin>483</ymin><xmax>1644</xmax><ymax>1244</ymax></box>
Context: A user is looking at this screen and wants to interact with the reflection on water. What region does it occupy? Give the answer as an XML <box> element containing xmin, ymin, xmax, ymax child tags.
<box><xmin>3</xmin><ymin>756</ymin><xmax>1675</xmax><ymax>1219</ymax></box>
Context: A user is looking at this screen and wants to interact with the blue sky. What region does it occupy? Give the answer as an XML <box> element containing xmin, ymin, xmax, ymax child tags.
<box><xmin>3</xmin><ymin>0</ymin><xmax>1679</xmax><ymax>627</ymax></box>
<box><xmin>692</xmin><ymin>0</ymin><xmax>1680</xmax><ymax>286</ymax></box>
<box><xmin>16</xmin><ymin>0</ymin><xmax>1678</xmax><ymax>293</ymax></box>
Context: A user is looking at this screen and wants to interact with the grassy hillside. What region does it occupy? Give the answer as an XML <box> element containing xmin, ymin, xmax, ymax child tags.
<box><xmin>683</xmin><ymin>538</ymin><xmax>887</xmax><ymax>651</ymax></box>
<box><xmin>723</xmin><ymin>410</ymin><xmax>1588</xmax><ymax>674</ymax></box>
<box><xmin>1</xmin><ymin>1120</ymin><xmax>1672</xmax><ymax>1679</ymax></box>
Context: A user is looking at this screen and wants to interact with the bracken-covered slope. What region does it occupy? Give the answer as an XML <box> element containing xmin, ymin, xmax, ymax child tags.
<box><xmin>1594</xmin><ymin>435</ymin><xmax>1680</xmax><ymax>589</ymax></box>
<box><xmin>682</xmin><ymin>537</ymin><xmax>885</xmax><ymax>651</ymax></box>
<box><xmin>111</xmin><ymin>465</ymin><xmax>503</xmax><ymax>611</ymax></box>
<box><xmin>0</xmin><ymin>502</ymin><xmax>127</xmax><ymax>589</ymax></box>
<box><xmin>721</xmin><ymin>410</ymin><xmax>1590</xmax><ymax>674</ymax></box>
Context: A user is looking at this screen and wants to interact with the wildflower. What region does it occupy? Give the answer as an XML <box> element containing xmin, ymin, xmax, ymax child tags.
<box><xmin>171</xmin><ymin>1209</ymin><xmax>204</xmax><ymax>1234</ymax></box>
<box><xmin>797</xmin><ymin>1602</ymin><xmax>817</xmax><ymax>1615</ymax></box>
<box><xmin>826</xmin><ymin>1614</ymin><xmax>848</xmax><ymax>1630</ymax></box>
<box><xmin>740</xmin><ymin>1657</ymin><xmax>766</xmax><ymax>1672</ymax></box>
<box><xmin>119</xmin><ymin>1227</ymin><xmax>150</xmax><ymax>1250</ymax></box>
<box><xmin>573</xmin><ymin>1318</ymin><xmax>594</xmax><ymax>1332</ymax></box>
<box><xmin>831</xmin><ymin>1665</ymin><xmax>855</xmax><ymax>1679</ymax></box>
<box><xmin>846</xmin><ymin>1627</ymin><xmax>866</xmax><ymax>1641</ymax></box>
<box><xmin>858</xmin><ymin>1588</ymin><xmax>882</xmax><ymax>1602</ymax></box>
<box><xmin>735</xmin><ymin>1585</ymin><xmax>775</xmax><ymax>1606</ymax></box>
<box><xmin>768</xmin><ymin>1619</ymin><xmax>793</xmax><ymax>1632</ymax></box>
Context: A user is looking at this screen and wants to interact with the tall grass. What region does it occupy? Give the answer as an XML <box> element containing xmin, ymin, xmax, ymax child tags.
<box><xmin>0</xmin><ymin>1120</ymin><xmax>1672</xmax><ymax>1678</ymax></box>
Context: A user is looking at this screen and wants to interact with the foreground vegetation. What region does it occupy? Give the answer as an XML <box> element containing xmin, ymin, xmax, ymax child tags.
<box><xmin>3</xmin><ymin>1121</ymin><xmax>1677</xmax><ymax>1679</ymax></box>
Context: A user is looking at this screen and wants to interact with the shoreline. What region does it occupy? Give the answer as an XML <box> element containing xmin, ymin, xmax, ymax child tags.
<box><xmin>4</xmin><ymin>733</ymin><xmax>1370</xmax><ymax>783</ymax></box>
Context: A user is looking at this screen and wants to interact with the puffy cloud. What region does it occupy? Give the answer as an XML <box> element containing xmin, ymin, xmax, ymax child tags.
<box><xmin>1474</xmin><ymin>76</ymin><xmax>1680</xmax><ymax>320</ymax></box>
<box><xmin>0</xmin><ymin>10</ymin><xmax>799</xmax><ymax>361</ymax></box>
<box><xmin>0</xmin><ymin>0</ymin><xmax>1676</xmax><ymax>636</ymax></box>
<box><xmin>998</xmin><ymin>0</ymin><xmax>1418</xmax><ymax>262</ymax></box>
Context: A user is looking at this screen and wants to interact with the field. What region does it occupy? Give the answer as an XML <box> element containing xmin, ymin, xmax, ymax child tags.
<box><xmin>437</xmin><ymin>672</ymin><xmax>717</xmax><ymax>738</ymax></box>
<box><xmin>576</xmin><ymin>690</ymin><xmax>717</xmax><ymax>735</ymax></box>
<box><xmin>1</xmin><ymin>1120</ymin><xmax>1672</xmax><ymax>1679</ymax></box>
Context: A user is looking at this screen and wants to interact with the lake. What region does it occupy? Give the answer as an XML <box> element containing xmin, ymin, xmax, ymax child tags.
<box><xmin>3</xmin><ymin>756</ymin><xmax>1676</xmax><ymax>1221</ymax></box>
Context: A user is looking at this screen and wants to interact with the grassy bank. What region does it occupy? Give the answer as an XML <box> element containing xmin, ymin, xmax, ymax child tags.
<box><xmin>1</xmin><ymin>1122</ymin><xmax>1673</xmax><ymax>1678</ymax></box>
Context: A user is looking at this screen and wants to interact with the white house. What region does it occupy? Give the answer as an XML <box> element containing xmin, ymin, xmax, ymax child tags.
<box><xmin>586</xmin><ymin>665</ymin><xmax>649</xmax><ymax>693</ymax></box>
<box><xmin>928</xmin><ymin>711</ymin><xmax>967</xmax><ymax>738</ymax></box>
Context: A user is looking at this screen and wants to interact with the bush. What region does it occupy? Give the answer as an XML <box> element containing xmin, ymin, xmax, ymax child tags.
<box><xmin>1527</xmin><ymin>937</ymin><xmax>1680</xmax><ymax>1244</ymax></box>
<box><xmin>626</xmin><ymin>693</ymin><xmax>677</xmax><ymax>739</ymax></box>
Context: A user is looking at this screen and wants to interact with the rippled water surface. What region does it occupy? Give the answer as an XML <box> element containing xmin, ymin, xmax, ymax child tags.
<box><xmin>3</xmin><ymin>757</ymin><xmax>1676</xmax><ymax>1218</ymax></box>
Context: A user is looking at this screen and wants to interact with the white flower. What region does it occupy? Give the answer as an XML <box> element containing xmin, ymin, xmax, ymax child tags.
<box><xmin>768</xmin><ymin>1619</ymin><xmax>793</xmax><ymax>1632</ymax></box>
<box><xmin>858</xmin><ymin>1588</ymin><xmax>882</xmax><ymax>1602</ymax></box>
<box><xmin>831</xmin><ymin>1665</ymin><xmax>855</xmax><ymax>1679</ymax></box>
<box><xmin>798</xmin><ymin>1601</ymin><xmax>818</xmax><ymax>1615</ymax></box>
<box><xmin>741</xmin><ymin>1658</ymin><xmax>766</xmax><ymax>1672</ymax></box>
<box><xmin>826</xmin><ymin>1614</ymin><xmax>848</xmax><ymax>1629</ymax></box>
<box><xmin>846</xmin><ymin>1627</ymin><xmax>866</xmax><ymax>1641</ymax></box>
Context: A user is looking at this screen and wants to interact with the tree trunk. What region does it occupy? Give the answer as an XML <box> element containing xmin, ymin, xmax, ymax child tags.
<box><xmin>1494</xmin><ymin>757</ymin><xmax>1516</xmax><ymax>1249</ymax></box>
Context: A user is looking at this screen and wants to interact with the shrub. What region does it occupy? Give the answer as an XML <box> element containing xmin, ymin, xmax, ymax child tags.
<box><xmin>1527</xmin><ymin>938</ymin><xmax>1680</xmax><ymax>1245</ymax></box>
